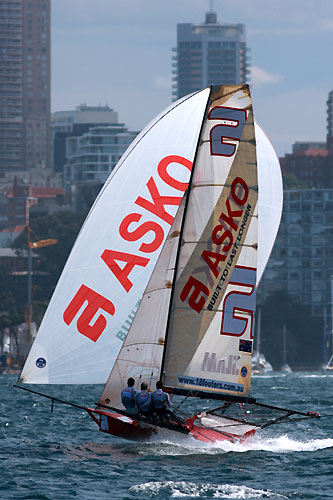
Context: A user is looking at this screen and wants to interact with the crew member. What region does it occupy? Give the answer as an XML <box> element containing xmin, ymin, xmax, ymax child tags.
<box><xmin>135</xmin><ymin>382</ymin><xmax>152</xmax><ymax>417</ymax></box>
<box><xmin>121</xmin><ymin>377</ymin><xmax>138</xmax><ymax>415</ymax></box>
<box><xmin>152</xmin><ymin>380</ymin><xmax>181</xmax><ymax>423</ymax></box>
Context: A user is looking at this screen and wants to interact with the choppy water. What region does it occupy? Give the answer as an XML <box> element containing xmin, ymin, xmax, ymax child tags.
<box><xmin>2</xmin><ymin>372</ymin><xmax>333</xmax><ymax>499</ymax></box>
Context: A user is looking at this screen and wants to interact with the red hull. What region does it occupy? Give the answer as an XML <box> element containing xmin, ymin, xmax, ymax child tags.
<box><xmin>86</xmin><ymin>408</ymin><xmax>256</xmax><ymax>444</ymax></box>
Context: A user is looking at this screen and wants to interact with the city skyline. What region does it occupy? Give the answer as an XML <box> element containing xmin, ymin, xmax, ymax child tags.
<box><xmin>51</xmin><ymin>0</ymin><xmax>333</xmax><ymax>158</ymax></box>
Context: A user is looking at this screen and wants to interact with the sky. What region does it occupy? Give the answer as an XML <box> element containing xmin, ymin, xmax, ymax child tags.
<box><xmin>51</xmin><ymin>0</ymin><xmax>333</xmax><ymax>157</ymax></box>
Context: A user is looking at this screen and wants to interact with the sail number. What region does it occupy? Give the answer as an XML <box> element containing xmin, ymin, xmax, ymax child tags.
<box><xmin>209</xmin><ymin>106</ymin><xmax>246</xmax><ymax>156</ymax></box>
<box><xmin>220</xmin><ymin>266</ymin><xmax>256</xmax><ymax>338</ymax></box>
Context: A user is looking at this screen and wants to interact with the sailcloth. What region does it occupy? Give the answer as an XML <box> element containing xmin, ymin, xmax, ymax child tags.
<box><xmin>162</xmin><ymin>85</ymin><xmax>257</xmax><ymax>397</ymax></box>
<box><xmin>20</xmin><ymin>84</ymin><xmax>281</xmax><ymax>387</ymax></box>
<box><xmin>99</xmin><ymin>84</ymin><xmax>259</xmax><ymax>406</ymax></box>
<box><xmin>20</xmin><ymin>89</ymin><xmax>210</xmax><ymax>384</ymax></box>
<box><xmin>255</xmin><ymin>122</ymin><xmax>283</xmax><ymax>284</ymax></box>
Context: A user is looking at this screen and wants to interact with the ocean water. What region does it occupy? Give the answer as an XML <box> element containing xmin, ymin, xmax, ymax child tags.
<box><xmin>1</xmin><ymin>372</ymin><xmax>333</xmax><ymax>500</ymax></box>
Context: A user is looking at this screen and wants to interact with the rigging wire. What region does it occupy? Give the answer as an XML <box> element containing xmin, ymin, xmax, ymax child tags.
<box><xmin>174</xmin><ymin>390</ymin><xmax>198</xmax><ymax>412</ymax></box>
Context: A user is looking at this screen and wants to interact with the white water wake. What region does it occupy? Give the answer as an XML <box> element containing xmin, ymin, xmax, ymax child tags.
<box><xmin>130</xmin><ymin>481</ymin><xmax>285</xmax><ymax>498</ymax></box>
<box><xmin>226</xmin><ymin>435</ymin><xmax>333</xmax><ymax>453</ymax></box>
<box><xmin>139</xmin><ymin>434</ymin><xmax>333</xmax><ymax>456</ymax></box>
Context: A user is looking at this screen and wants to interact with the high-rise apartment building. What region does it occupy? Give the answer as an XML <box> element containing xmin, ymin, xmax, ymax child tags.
<box><xmin>258</xmin><ymin>188</ymin><xmax>333</xmax><ymax>321</ymax></box>
<box><xmin>64</xmin><ymin>124</ymin><xmax>138</xmax><ymax>187</ymax></box>
<box><xmin>0</xmin><ymin>0</ymin><xmax>50</xmax><ymax>177</ymax></box>
<box><xmin>280</xmin><ymin>90</ymin><xmax>333</xmax><ymax>187</ymax></box>
<box><xmin>280</xmin><ymin>141</ymin><xmax>333</xmax><ymax>189</ymax></box>
<box><xmin>172</xmin><ymin>10</ymin><xmax>249</xmax><ymax>101</ymax></box>
<box><xmin>51</xmin><ymin>105</ymin><xmax>118</xmax><ymax>173</ymax></box>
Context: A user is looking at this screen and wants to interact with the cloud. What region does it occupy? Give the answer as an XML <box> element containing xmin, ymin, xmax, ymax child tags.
<box><xmin>251</xmin><ymin>66</ymin><xmax>283</xmax><ymax>87</ymax></box>
<box><xmin>152</xmin><ymin>77</ymin><xmax>171</xmax><ymax>90</ymax></box>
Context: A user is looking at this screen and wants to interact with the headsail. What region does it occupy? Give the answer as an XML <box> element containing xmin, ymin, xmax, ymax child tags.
<box><xmin>162</xmin><ymin>85</ymin><xmax>257</xmax><ymax>398</ymax></box>
<box><xmin>19</xmin><ymin>89</ymin><xmax>211</xmax><ymax>384</ymax></box>
<box><xmin>99</xmin><ymin>198</ymin><xmax>186</xmax><ymax>408</ymax></box>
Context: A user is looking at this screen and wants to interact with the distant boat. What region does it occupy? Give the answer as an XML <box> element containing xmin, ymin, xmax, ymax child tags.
<box><xmin>323</xmin><ymin>347</ymin><xmax>333</xmax><ymax>371</ymax></box>
<box><xmin>280</xmin><ymin>324</ymin><xmax>292</xmax><ymax>373</ymax></box>
<box><xmin>252</xmin><ymin>352</ymin><xmax>273</xmax><ymax>374</ymax></box>
<box><xmin>15</xmin><ymin>84</ymin><xmax>320</xmax><ymax>443</ymax></box>
<box><xmin>252</xmin><ymin>307</ymin><xmax>273</xmax><ymax>374</ymax></box>
<box><xmin>323</xmin><ymin>278</ymin><xmax>333</xmax><ymax>372</ymax></box>
<box><xmin>323</xmin><ymin>356</ymin><xmax>333</xmax><ymax>372</ymax></box>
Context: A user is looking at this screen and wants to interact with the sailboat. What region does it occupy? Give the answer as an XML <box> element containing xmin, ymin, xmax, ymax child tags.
<box><xmin>280</xmin><ymin>324</ymin><xmax>292</xmax><ymax>373</ymax></box>
<box><xmin>15</xmin><ymin>85</ymin><xmax>320</xmax><ymax>443</ymax></box>
<box><xmin>323</xmin><ymin>278</ymin><xmax>333</xmax><ymax>372</ymax></box>
<box><xmin>252</xmin><ymin>307</ymin><xmax>273</xmax><ymax>374</ymax></box>
<box><xmin>323</xmin><ymin>354</ymin><xmax>333</xmax><ymax>372</ymax></box>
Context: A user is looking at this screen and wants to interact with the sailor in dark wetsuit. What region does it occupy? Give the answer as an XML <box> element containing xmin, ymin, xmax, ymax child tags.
<box><xmin>135</xmin><ymin>382</ymin><xmax>152</xmax><ymax>417</ymax></box>
<box><xmin>121</xmin><ymin>377</ymin><xmax>138</xmax><ymax>415</ymax></box>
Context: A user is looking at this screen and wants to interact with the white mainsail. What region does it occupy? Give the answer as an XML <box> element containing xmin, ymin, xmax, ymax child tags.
<box><xmin>20</xmin><ymin>89</ymin><xmax>211</xmax><ymax>384</ymax></box>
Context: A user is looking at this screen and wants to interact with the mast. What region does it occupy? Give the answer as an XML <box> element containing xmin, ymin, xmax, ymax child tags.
<box><xmin>256</xmin><ymin>306</ymin><xmax>262</xmax><ymax>355</ymax></box>
<box><xmin>282</xmin><ymin>324</ymin><xmax>287</xmax><ymax>365</ymax></box>
<box><xmin>323</xmin><ymin>304</ymin><xmax>328</xmax><ymax>365</ymax></box>
<box><xmin>327</xmin><ymin>274</ymin><xmax>333</xmax><ymax>365</ymax></box>
<box><xmin>159</xmin><ymin>86</ymin><xmax>213</xmax><ymax>381</ymax></box>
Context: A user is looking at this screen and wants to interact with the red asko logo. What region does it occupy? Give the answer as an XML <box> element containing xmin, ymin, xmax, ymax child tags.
<box><xmin>180</xmin><ymin>106</ymin><xmax>249</xmax><ymax>314</ymax></box>
<box><xmin>63</xmin><ymin>155</ymin><xmax>192</xmax><ymax>342</ymax></box>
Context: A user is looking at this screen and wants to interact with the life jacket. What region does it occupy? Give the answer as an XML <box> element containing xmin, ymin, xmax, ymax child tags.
<box><xmin>135</xmin><ymin>390</ymin><xmax>151</xmax><ymax>412</ymax></box>
<box><xmin>152</xmin><ymin>389</ymin><xmax>168</xmax><ymax>409</ymax></box>
<box><xmin>121</xmin><ymin>387</ymin><xmax>136</xmax><ymax>409</ymax></box>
